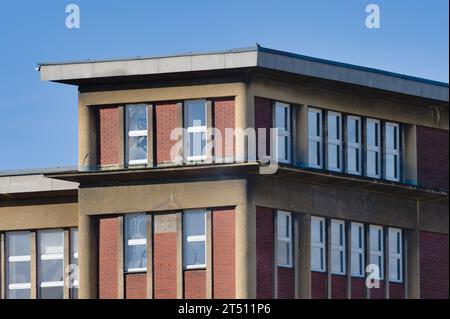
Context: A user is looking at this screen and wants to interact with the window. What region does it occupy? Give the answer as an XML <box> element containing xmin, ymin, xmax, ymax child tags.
<box><xmin>351</xmin><ymin>223</ymin><xmax>365</xmax><ymax>277</ymax></box>
<box><xmin>369</xmin><ymin>225</ymin><xmax>384</xmax><ymax>279</ymax></box>
<box><xmin>38</xmin><ymin>230</ymin><xmax>64</xmax><ymax>299</ymax></box>
<box><xmin>275</xmin><ymin>102</ymin><xmax>291</xmax><ymax>164</ymax></box>
<box><xmin>346</xmin><ymin>116</ymin><xmax>362</xmax><ymax>175</ymax></box>
<box><xmin>327</xmin><ymin>112</ymin><xmax>342</xmax><ymax>172</ymax></box>
<box><xmin>366</xmin><ymin>119</ymin><xmax>381</xmax><ymax>178</ymax></box>
<box><xmin>124</xmin><ymin>214</ymin><xmax>147</xmax><ymax>272</ymax></box>
<box><xmin>389</xmin><ymin>228</ymin><xmax>403</xmax><ymax>282</ymax></box>
<box><xmin>185</xmin><ymin>100</ymin><xmax>207</xmax><ymax>161</ymax></box>
<box><xmin>277</xmin><ymin>211</ymin><xmax>292</xmax><ymax>267</ymax></box>
<box><xmin>126</xmin><ymin>104</ymin><xmax>148</xmax><ymax>165</ymax></box>
<box><xmin>331</xmin><ymin>219</ymin><xmax>345</xmax><ymax>275</ymax></box>
<box><xmin>311</xmin><ymin>216</ymin><xmax>326</xmax><ymax>272</ymax></box>
<box><xmin>385</xmin><ymin>122</ymin><xmax>400</xmax><ymax>181</ymax></box>
<box><xmin>308</xmin><ymin>108</ymin><xmax>322</xmax><ymax>168</ymax></box>
<box><xmin>70</xmin><ymin>228</ymin><xmax>79</xmax><ymax>299</ymax></box>
<box><xmin>183</xmin><ymin>210</ymin><xmax>206</xmax><ymax>269</ymax></box>
<box><xmin>6</xmin><ymin>232</ymin><xmax>31</xmax><ymax>299</ymax></box>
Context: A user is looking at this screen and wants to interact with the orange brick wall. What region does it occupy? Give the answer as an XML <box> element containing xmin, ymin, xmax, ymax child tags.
<box><xmin>99</xmin><ymin>216</ymin><xmax>119</xmax><ymax>299</ymax></box>
<box><xmin>184</xmin><ymin>270</ymin><xmax>206</xmax><ymax>299</ymax></box>
<box><xmin>155</xmin><ymin>102</ymin><xmax>180</xmax><ymax>164</ymax></box>
<box><xmin>154</xmin><ymin>232</ymin><xmax>178</xmax><ymax>298</ymax></box>
<box><xmin>98</xmin><ymin>107</ymin><xmax>120</xmax><ymax>166</ymax></box>
<box><xmin>125</xmin><ymin>273</ymin><xmax>147</xmax><ymax>299</ymax></box>
<box><xmin>213</xmin><ymin>98</ymin><xmax>235</xmax><ymax>159</ymax></box>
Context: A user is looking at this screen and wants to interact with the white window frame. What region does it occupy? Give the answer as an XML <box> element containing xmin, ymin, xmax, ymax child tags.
<box><xmin>308</xmin><ymin>108</ymin><xmax>323</xmax><ymax>169</ymax></box>
<box><xmin>125</xmin><ymin>104</ymin><xmax>148</xmax><ymax>165</ymax></box>
<box><xmin>351</xmin><ymin>222</ymin><xmax>365</xmax><ymax>277</ymax></box>
<box><xmin>369</xmin><ymin>225</ymin><xmax>384</xmax><ymax>280</ymax></box>
<box><xmin>274</xmin><ymin>102</ymin><xmax>291</xmax><ymax>164</ymax></box>
<box><xmin>346</xmin><ymin>115</ymin><xmax>362</xmax><ymax>175</ymax></box>
<box><xmin>6</xmin><ymin>232</ymin><xmax>31</xmax><ymax>299</ymax></box>
<box><xmin>277</xmin><ymin>211</ymin><xmax>292</xmax><ymax>267</ymax></box>
<box><xmin>183</xmin><ymin>210</ymin><xmax>207</xmax><ymax>270</ymax></box>
<box><xmin>124</xmin><ymin>214</ymin><xmax>147</xmax><ymax>273</ymax></box>
<box><xmin>385</xmin><ymin>122</ymin><xmax>401</xmax><ymax>182</ymax></box>
<box><xmin>388</xmin><ymin>228</ymin><xmax>403</xmax><ymax>283</ymax></box>
<box><xmin>38</xmin><ymin>229</ymin><xmax>65</xmax><ymax>298</ymax></box>
<box><xmin>331</xmin><ymin>219</ymin><xmax>346</xmax><ymax>275</ymax></box>
<box><xmin>366</xmin><ymin>118</ymin><xmax>381</xmax><ymax>178</ymax></box>
<box><xmin>184</xmin><ymin>100</ymin><xmax>208</xmax><ymax>162</ymax></box>
<box><xmin>326</xmin><ymin>111</ymin><xmax>343</xmax><ymax>172</ymax></box>
<box><xmin>311</xmin><ymin>216</ymin><xmax>326</xmax><ymax>272</ymax></box>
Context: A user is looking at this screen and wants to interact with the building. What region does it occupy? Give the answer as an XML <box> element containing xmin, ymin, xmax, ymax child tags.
<box><xmin>0</xmin><ymin>46</ymin><xmax>448</xmax><ymax>299</ymax></box>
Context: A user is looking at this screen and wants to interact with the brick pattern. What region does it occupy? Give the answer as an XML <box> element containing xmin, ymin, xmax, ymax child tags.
<box><xmin>213</xmin><ymin>98</ymin><xmax>235</xmax><ymax>160</ymax></box>
<box><xmin>311</xmin><ymin>272</ymin><xmax>327</xmax><ymax>299</ymax></box>
<box><xmin>156</xmin><ymin>102</ymin><xmax>180</xmax><ymax>164</ymax></box>
<box><xmin>417</xmin><ymin>126</ymin><xmax>449</xmax><ymax>190</ymax></box>
<box><xmin>390</xmin><ymin>282</ymin><xmax>404</xmax><ymax>299</ymax></box>
<box><xmin>331</xmin><ymin>275</ymin><xmax>346</xmax><ymax>299</ymax></box>
<box><xmin>154</xmin><ymin>232</ymin><xmax>177</xmax><ymax>299</ymax></box>
<box><xmin>256</xmin><ymin>207</ymin><xmax>274</xmax><ymax>299</ymax></box>
<box><xmin>212</xmin><ymin>208</ymin><xmax>236</xmax><ymax>298</ymax></box>
<box><xmin>278</xmin><ymin>267</ymin><xmax>295</xmax><ymax>299</ymax></box>
<box><xmin>99</xmin><ymin>216</ymin><xmax>119</xmax><ymax>299</ymax></box>
<box><xmin>254</xmin><ymin>97</ymin><xmax>273</xmax><ymax>159</ymax></box>
<box><xmin>370</xmin><ymin>281</ymin><xmax>384</xmax><ymax>299</ymax></box>
<box><xmin>420</xmin><ymin>231</ymin><xmax>449</xmax><ymax>299</ymax></box>
<box><xmin>184</xmin><ymin>270</ymin><xmax>206</xmax><ymax>299</ymax></box>
<box><xmin>98</xmin><ymin>107</ymin><xmax>120</xmax><ymax>165</ymax></box>
<box><xmin>351</xmin><ymin>278</ymin><xmax>366</xmax><ymax>299</ymax></box>
<box><xmin>125</xmin><ymin>273</ymin><xmax>147</xmax><ymax>299</ymax></box>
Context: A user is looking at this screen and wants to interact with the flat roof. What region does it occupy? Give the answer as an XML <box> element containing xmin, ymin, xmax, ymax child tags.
<box><xmin>38</xmin><ymin>45</ymin><xmax>449</xmax><ymax>102</ymax></box>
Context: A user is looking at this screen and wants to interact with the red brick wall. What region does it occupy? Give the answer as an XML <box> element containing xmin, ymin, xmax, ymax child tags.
<box><xmin>351</xmin><ymin>278</ymin><xmax>365</xmax><ymax>299</ymax></box>
<box><xmin>125</xmin><ymin>273</ymin><xmax>147</xmax><ymax>299</ymax></box>
<box><xmin>256</xmin><ymin>206</ymin><xmax>274</xmax><ymax>299</ymax></box>
<box><xmin>213</xmin><ymin>98</ymin><xmax>235</xmax><ymax>160</ymax></box>
<box><xmin>99</xmin><ymin>216</ymin><xmax>119</xmax><ymax>299</ymax></box>
<box><xmin>98</xmin><ymin>107</ymin><xmax>120</xmax><ymax>166</ymax></box>
<box><xmin>156</xmin><ymin>102</ymin><xmax>180</xmax><ymax>164</ymax></box>
<box><xmin>331</xmin><ymin>275</ymin><xmax>346</xmax><ymax>299</ymax></box>
<box><xmin>417</xmin><ymin>126</ymin><xmax>449</xmax><ymax>190</ymax></box>
<box><xmin>278</xmin><ymin>267</ymin><xmax>295</xmax><ymax>299</ymax></box>
<box><xmin>420</xmin><ymin>231</ymin><xmax>449</xmax><ymax>299</ymax></box>
<box><xmin>154</xmin><ymin>232</ymin><xmax>177</xmax><ymax>299</ymax></box>
<box><xmin>184</xmin><ymin>270</ymin><xmax>206</xmax><ymax>299</ymax></box>
<box><xmin>254</xmin><ymin>97</ymin><xmax>273</xmax><ymax>159</ymax></box>
<box><xmin>390</xmin><ymin>283</ymin><xmax>404</xmax><ymax>299</ymax></box>
<box><xmin>370</xmin><ymin>281</ymin><xmax>384</xmax><ymax>299</ymax></box>
<box><xmin>213</xmin><ymin>208</ymin><xmax>236</xmax><ymax>298</ymax></box>
<box><xmin>311</xmin><ymin>272</ymin><xmax>327</xmax><ymax>299</ymax></box>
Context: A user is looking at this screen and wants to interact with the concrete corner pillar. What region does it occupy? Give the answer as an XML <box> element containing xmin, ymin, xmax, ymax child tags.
<box><xmin>405</xmin><ymin>228</ymin><xmax>420</xmax><ymax>299</ymax></box>
<box><xmin>78</xmin><ymin>214</ymin><xmax>98</xmax><ymax>299</ymax></box>
<box><xmin>295</xmin><ymin>213</ymin><xmax>311</xmax><ymax>299</ymax></box>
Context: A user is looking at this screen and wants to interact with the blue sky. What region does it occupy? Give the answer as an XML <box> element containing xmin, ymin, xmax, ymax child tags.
<box><xmin>0</xmin><ymin>0</ymin><xmax>448</xmax><ymax>171</ymax></box>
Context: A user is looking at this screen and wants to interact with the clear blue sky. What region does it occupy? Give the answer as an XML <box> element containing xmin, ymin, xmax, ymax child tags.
<box><xmin>0</xmin><ymin>0</ymin><xmax>448</xmax><ymax>171</ymax></box>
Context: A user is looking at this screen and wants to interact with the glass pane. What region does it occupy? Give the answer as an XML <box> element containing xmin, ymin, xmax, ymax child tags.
<box><xmin>351</xmin><ymin>225</ymin><xmax>362</xmax><ymax>249</ymax></box>
<box><xmin>386</xmin><ymin>154</ymin><xmax>397</xmax><ymax>180</ymax></box>
<box><xmin>311</xmin><ymin>219</ymin><xmax>323</xmax><ymax>243</ymax></box>
<box><xmin>370</xmin><ymin>228</ymin><xmax>382</xmax><ymax>251</ymax></box>
<box><xmin>277</xmin><ymin>242</ymin><xmax>289</xmax><ymax>266</ymax></box>
<box><xmin>331</xmin><ymin>222</ymin><xmax>342</xmax><ymax>245</ymax></box>
<box><xmin>308</xmin><ymin>111</ymin><xmax>320</xmax><ymax>137</ymax></box>
<box><xmin>277</xmin><ymin>214</ymin><xmax>289</xmax><ymax>238</ymax></box>
<box><xmin>369</xmin><ymin>255</ymin><xmax>383</xmax><ymax>279</ymax></box>
<box><xmin>347</xmin><ymin>148</ymin><xmax>358</xmax><ymax>173</ymax></box>
<box><xmin>186</xmin><ymin>100</ymin><xmax>206</xmax><ymax>127</ymax></box>
<box><xmin>126</xmin><ymin>214</ymin><xmax>146</xmax><ymax>240</ymax></box>
<box><xmin>185</xmin><ymin>241</ymin><xmax>205</xmax><ymax>266</ymax></box>
<box><xmin>188</xmin><ymin>131</ymin><xmax>206</xmax><ymax>157</ymax></box>
<box><xmin>39</xmin><ymin>230</ymin><xmax>63</xmax><ymax>255</ymax></box>
<box><xmin>367</xmin><ymin>121</ymin><xmax>378</xmax><ymax>147</ymax></box>
<box><xmin>128</xmin><ymin>136</ymin><xmax>147</xmax><ymax>162</ymax></box>
<box><xmin>328</xmin><ymin>144</ymin><xmax>339</xmax><ymax>170</ymax></box>
<box><xmin>126</xmin><ymin>245</ymin><xmax>147</xmax><ymax>270</ymax></box>
<box><xmin>184</xmin><ymin>212</ymin><xmax>205</xmax><ymax>237</ymax></box>
<box><xmin>331</xmin><ymin>250</ymin><xmax>344</xmax><ymax>274</ymax></box>
<box><xmin>386</xmin><ymin>125</ymin><xmax>397</xmax><ymax>150</ymax></box>
<box><xmin>276</xmin><ymin>105</ymin><xmax>288</xmax><ymax>130</ymax></box>
<box><xmin>7</xmin><ymin>232</ymin><xmax>30</xmax><ymax>256</ymax></box>
<box><xmin>277</xmin><ymin>136</ymin><xmax>288</xmax><ymax>162</ymax></box>
<box><xmin>308</xmin><ymin>141</ymin><xmax>320</xmax><ymax>166</ymax></box>
<box><xmin>389</xmin><ymin>230</ymin><xmax>401</xmax><ymax>254</ymax></box>
<box><xmin>348</xmin><ymin>118</ymin><xmax>359</xmax><ymax>143</ymax></box>
<box><xmin>328</xmin><ymin>114</ymin><xmax>339</xmax><ymax>139</ymax></box>
<box><xmin>351</xmin><ymin>252</ymin><xmax>363</xmax><ymax>276</ymax></box>
<box><xmin>40</xmin><ymin>287</ymin><xmax>63</xmax><ymax>299</ymax></box>
<box><xmin>8</xmin><ymin>261</ymin><xmax>30</xmax><ymax>284</ymax></box>
<box><xmin>71</xmin><ymin>229</ymin><xmax>78</xmax><ymax>257</ymax></box>
<box><xmin>127</xmin><ymin>105</ymin><xmax>147</xmax><ymax>131</ymax></box>
<box><xmin>389</xmin><ymin>257</ymin><xmax>400</xmax><ymax>281</ymax></box>
<box><xmin>71</xmin><ymin>288</ymin><xmax>79</xmax><ymax>300</ymax></box>
<box><xmin>367</xmin><ymin>151</ymin><xmax>378</xmax><ymax>176</ymax></box>
<box><xmin>8</xmin><ymin>289</ymin><xmax>30</xmax><ymax>299</ymax></box>
<box><xmin>311</xmin><ymin>247</ymin><xmax>323</xmax><ymax>271</ymax></box>
<box><xmin>40</xmin><ymin>260</ymin><xmax>64</xmax><ymax>283</ymax></box>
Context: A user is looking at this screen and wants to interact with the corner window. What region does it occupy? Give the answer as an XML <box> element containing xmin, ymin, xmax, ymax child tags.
<box><xmin>277</xmin><ymin>211</ymin><xmax>292</xmax><ymax>267</ymax></box>
<box><xmin>70</xmin><ymin>228</ymin><xmax>79</xmax><ymax>299</ymax></box>
<box><xmin>369</xmin><ymin>225</ymin><xmax>384</xmax><ymax>279</ymax></box>
<box><xmin>366</xmin><ymin>119</ymin><xmax>381</xmax><ymax>178</ymax></box>
<box><xmin>183</xmin><ymin>210</ymin><xmax>206</xmax><ymax>269</ymax></box>
<box><xmin>124</xmin><ymin>214</ymin><xmax>147</xmax><ymax>272</ymax></box>
<box><xmin>385</xmin><ymin>122</ymin><xmax>400</xmax><ymax>181</ymax></box>
<box><xmin>351</xmin><ymin>223</ymin><xmax>365</xmax><ymax>277</ymax></box>
<box><xmin>346</xmin><ymin>116</ymin><xmax>362</xmax><ymax>175</ymax></box>
<box><xmin>326</xmin><ymin>112</ymin><xmax>343</xmax><ymax>172</ymax></box>
<box><xmin>311</xmin><ymin>216</ymin><xmax>326</xmax><ymax>272</ymax></box>
<box><xmin>126</xmin><ymin>104</ymin><xmax>148</xmax><ymax>165</ymax></box>
<box><xmin>38</xmin><ymin>230</ymin><xmax>64</xmax><ymax>299</ymax></box>
<box><xmin>6</xmin><ymin>232</ymin><xmax>31</xmax><ymax>299</ymax></box>
<box><xmin>185</xmin><ymin>100</ymin><xmax>207</xmax><ymax>161</ymax></box>
<box><xmin>308</xmin><ymin>108</ymin><xmax>323</xmax><ymax>169</ymax></box>
<box><xmin>331</xmin><ymin>219</ymin><xmax>345</xmax><ymax>275</ymax></box>
<box><xmin>275</xmin><ymin>102</ymin><xmax>291</xmax><ymax>164</ymax></box>
<box><xmin>389</xmin><ymin>228</ymin><xmax>403</xmax><ymax>282</ymax></box>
